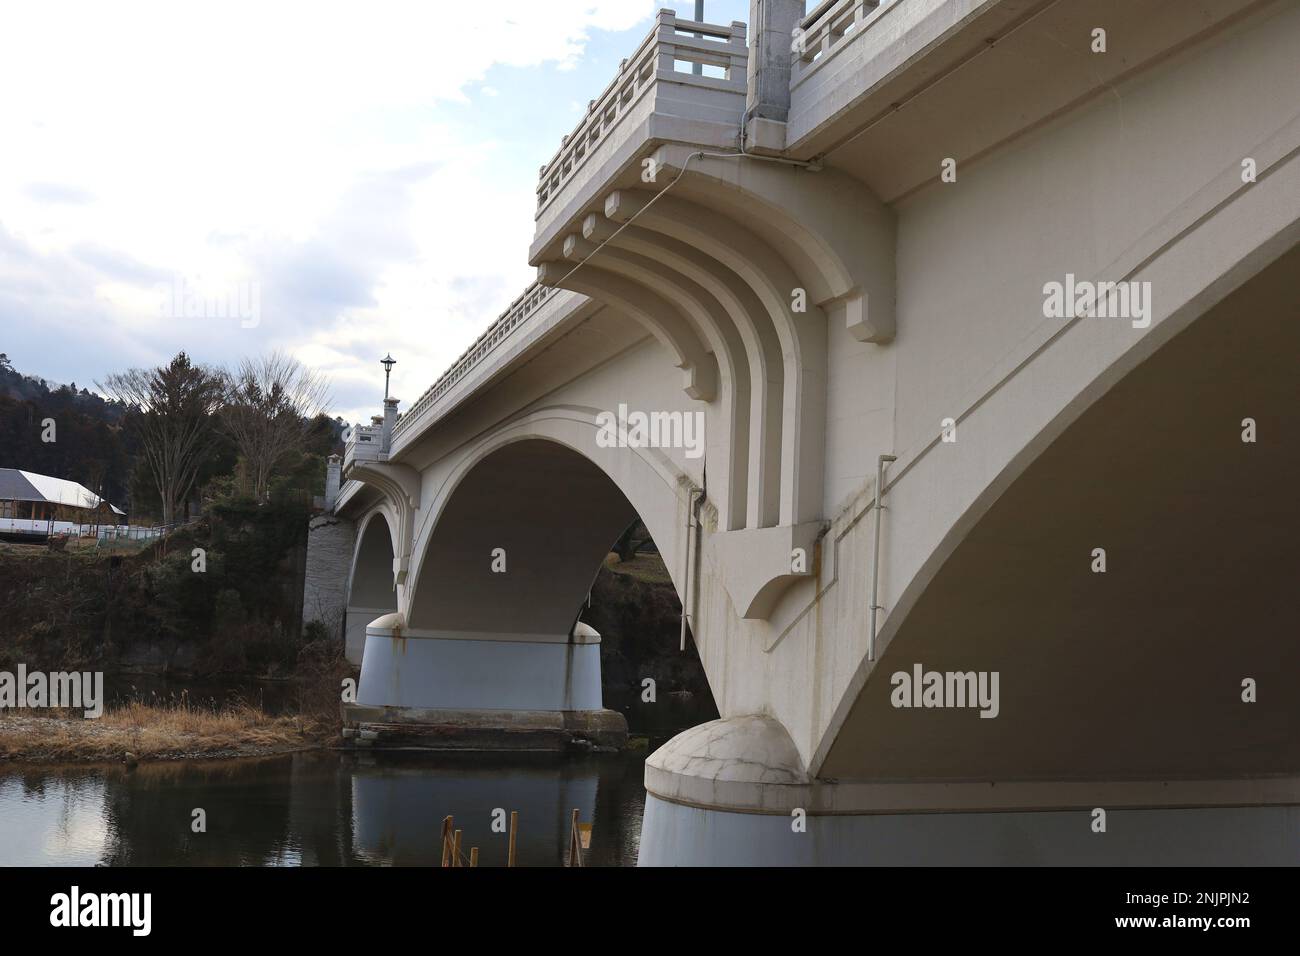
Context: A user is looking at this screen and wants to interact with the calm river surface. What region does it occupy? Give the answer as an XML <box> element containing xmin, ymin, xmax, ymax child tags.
<box><xmin>0</xmin><ymin>749</ymin><xmax>651</xmax><ymax>867</ymax></box>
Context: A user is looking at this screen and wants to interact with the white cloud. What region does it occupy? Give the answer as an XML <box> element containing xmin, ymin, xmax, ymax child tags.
<box><xmin>0</xmin><ymin>0</ymin><xmax>657</xmax><ymax>422</ymax></box>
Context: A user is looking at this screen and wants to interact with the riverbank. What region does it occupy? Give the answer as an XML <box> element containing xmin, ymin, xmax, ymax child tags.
<box><xmin>0</xmin><ymin>701</ymin><xmax>334</xmax><ymax>763</ymax></box>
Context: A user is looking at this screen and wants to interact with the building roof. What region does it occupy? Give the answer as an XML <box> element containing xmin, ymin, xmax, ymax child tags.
<box><xmin>0</xmin><ymin>468</ymin><xmax>125</xmax><ymax>514</ymax></box>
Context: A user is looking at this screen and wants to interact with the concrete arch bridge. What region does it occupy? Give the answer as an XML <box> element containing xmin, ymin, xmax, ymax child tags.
<box><xmin>302</xmin><ymin>0</ymin><xmax>1300</xmax><ymax>864</ymax></box>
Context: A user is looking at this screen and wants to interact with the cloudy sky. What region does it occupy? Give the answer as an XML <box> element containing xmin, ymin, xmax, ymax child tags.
<box><xmin>0</xmin><ymin>0</ymin><xmax>750</xmax><ymax>422</ymax></box>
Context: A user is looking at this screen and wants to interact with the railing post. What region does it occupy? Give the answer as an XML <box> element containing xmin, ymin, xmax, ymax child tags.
<box><xmin>324</xmin><ymin>454</ymin><xmax>341</xmax><ymax>512</ymax></box>
<box><xmin>381</xmin><ymin>398</ymin><xmax>399</xmax><ymax>454</ymax></box>
<box><xmin>746</xmin><ymin>0</ymin><xmax>804</xmax><ymax>124</ymax></box>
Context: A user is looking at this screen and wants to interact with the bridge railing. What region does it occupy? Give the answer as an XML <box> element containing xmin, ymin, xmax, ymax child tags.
<box><xmin>388</xmin><ymin>10</ymin><xmax>747</xmax><ymax>451</ymax></box>
<box><xmin>390</xmin><ymin>281</ymin><xmax>559</xmax><ymax>442</ymax></box>
<box><xmin>793</xmin><ymin>0</ymin><xmax>900</xmax><ymax>83</ymax></box>
<box><xmin>342</xmin><ymin>423</ymin><xmax>385</xmax><ymax>471</ymax></box>
<box><xmin>535</xmin><ymin>9</ymin><xmax>747</xmax><ymax>218</ymax></box>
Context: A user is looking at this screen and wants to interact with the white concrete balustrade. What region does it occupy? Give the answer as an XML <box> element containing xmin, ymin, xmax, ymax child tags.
<box><xmin>792</xmin><ymin>0</ymin><xmax>894</xmax><ymax>82</ymax></box>
<box><xmin>534</xmin><ymin>10</ymin><xmax>748</xmax><ymax>237</ymax></box>
<box><xmin>341</xmin><ymin>423</ymin><xmax>384</xmax><ymax>470</ymax></box>
<box><xmin>391</xmin><ymin>281</ymin><xmax>557</xmax><ymax>442</ymax></box>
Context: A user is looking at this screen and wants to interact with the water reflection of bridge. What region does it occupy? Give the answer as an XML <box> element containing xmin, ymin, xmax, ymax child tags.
<box><xmin>0</xmin><ymin>752</ymin><xmax>641</xmax><ymax>867</ymax></box>
<box><xmin>5</xmin><ymin>752</ymin><xmax>1299</xmax><ymax>865</ymax></box>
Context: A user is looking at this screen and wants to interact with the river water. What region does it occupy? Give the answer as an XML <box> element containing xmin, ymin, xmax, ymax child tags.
<box><xmin>0</xmin><ymin>749</ymin><xmax>652</xmax><ymax>867</ymax></box>
<box><xmin>0</xmin><ymin>675</ymin><xmax>717</xmax><ymax>867</ymax></box>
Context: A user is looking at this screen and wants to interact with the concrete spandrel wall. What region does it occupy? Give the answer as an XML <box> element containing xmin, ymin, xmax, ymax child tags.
<box><xmin>808</xmin><ymin>0</ymin><xmax>1300</xmax><ymax>537</ymax></box>
<box><xmin>787</xmin><ymin>3</ymin><xmax>1300</xmax><ymax>773</ymax></box>
<box><xmin>407</xmin><ymin>333</ymin><xmax>707</xmax><ymax>557</ymax></box>
<box><xmin>819</xmin><ymin>243</ymin><xmax>1300</xmax><ymax>781</ymax></box>
<box><xmin>888</xmin><ymin>1</ymin><xmax>1300</xmax><ymax>465</ymax></box>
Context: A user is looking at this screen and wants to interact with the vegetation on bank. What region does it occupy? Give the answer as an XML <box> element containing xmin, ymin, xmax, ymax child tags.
<box><xmin>0</xmin><ymin>350</ymin><xmax>715</xmax><ymax>760</ymax></box>
<box><xmin>584</xmin><ymin>549</ymin><xmax>717</xmax><ymax>717</ymax></box>
<box><xmin>0</xmin><ymin>636</ymin><xmax>352</xmax><ymax>763</ymax></box>
<box><xmin>1</xmin><ymin>351</ymin><xmax>345</xmax><ymax>526</ymax></box>
<box><xmin>0</xmin><ymin>702</ymin><xmax>315</xmax><ymax>763</ymax></box>
<box><xmin>0</xmin><ymin>498</ymin><xmax>338</xmax><ymax>678</ymax></box>
<box><xmin>1</xmin><ymin>349</ymin><xmax>352</xmax><ymax>688</ymax></box>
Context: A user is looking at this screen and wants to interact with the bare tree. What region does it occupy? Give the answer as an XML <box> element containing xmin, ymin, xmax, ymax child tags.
<box><xmin>99</xmin><ymin>353</ymin><xmax>225</xmax><ymax>527</ymax></box>
<box><xmin>221</xmin><ymin>352</ymin><xmax>332</xmax><ymax>502</ymax></box>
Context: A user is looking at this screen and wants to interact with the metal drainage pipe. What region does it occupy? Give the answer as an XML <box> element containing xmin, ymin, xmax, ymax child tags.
<box><xmin>868</xmin><ymin>454</ymin><xmax>897</xmax><ymax>661</ymax></box>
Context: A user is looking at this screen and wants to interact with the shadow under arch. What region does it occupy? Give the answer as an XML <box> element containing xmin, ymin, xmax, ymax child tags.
<box><xmin>408</xmin><ymin>438</ymin><xmax>637</xmax><ymax>638</ymax></box>
<box><xmin>344</xmin><ymin>508</ymin><xmax>398</xmax><ymax>663</ymax></box>
<box><xmin>404</xmin><ymin>406</ymin><xmax>694</xmax><ymax>635</ymax></box>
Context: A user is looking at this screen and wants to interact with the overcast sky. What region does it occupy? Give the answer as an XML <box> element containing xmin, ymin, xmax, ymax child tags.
<box><xmin>0</xmin><ymin>0</ymin><xmax>751</xmax><ymax>423</ymax></box>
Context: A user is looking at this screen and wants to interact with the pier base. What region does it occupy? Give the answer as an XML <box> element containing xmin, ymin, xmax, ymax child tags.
<box><xmin>636</xmin><ymin>716</ymin><xmax>1300</xmax><ymax>866</ymax></box>
<box><xmin>341</xmin><ymin>704</ymin><xmax>627</xmax><ymax>752</ymax></box>
<box><xmin>346</xmin><ymin>614</ymin><xmax>626</xmax><ymax>751</ymax></box>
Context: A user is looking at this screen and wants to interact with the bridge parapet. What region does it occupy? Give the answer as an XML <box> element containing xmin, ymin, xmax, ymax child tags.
<box><xmin>792</xmin><ymin>0</ymin><xmax>895</xmax><ymax>85</ymax></box>
<box><xmin>342</xmin><ymin>423</ymin><xmax>384</xmax><ymax>472</ymax></box>
<box><xmin>391</xmin><ymin>281</ymin><xmax>558</xmax><ymax>443</ymax></box>
<box><xmin>534</xmin><ymin>9</ymin><xmax>747</xmax><ymax>246</ymax></box>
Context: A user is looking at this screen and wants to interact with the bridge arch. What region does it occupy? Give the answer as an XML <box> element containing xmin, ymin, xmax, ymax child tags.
<box><xmin>811</xmin><ymin>232</ymin><xmax>1300</xmax><ymax>782</ymax></box>
<box><xmin>354</xmin><ymin>407</ymin><xmax>704</xmax><ymax>717</ymax></box>
<box><xmin>344</xmin><ymin>507</ymin><xmax>399</xmax><ymax>663</ymax></box>
<box><xmin>404</xmin><ymin>405</ymin><xmax>694</xmax><ymax>636</ymax></box>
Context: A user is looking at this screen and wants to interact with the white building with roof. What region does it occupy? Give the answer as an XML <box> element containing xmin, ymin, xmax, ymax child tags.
<box><xmin>0</xmin><ymin>468</ymin><xmax>125</xmax><ymax>539</ymax></box>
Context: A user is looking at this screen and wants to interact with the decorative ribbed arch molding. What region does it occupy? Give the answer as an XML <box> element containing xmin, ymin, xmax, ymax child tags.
<box><xmin>535</xmin><ymin>261</ymin><xmax>717</xmax><ymax>403</ymax></box>
<box><xmin>560</xmin><ymin>232</ymin><xmax>750</xmax><ymax>532</ymax></box>
<box><xmin>605</xmin><ymin>188</ymin><xmax>826</xmax><ymax>526</ymax></box>
<box><xmin>583</xmin><ymin>215</ymin><xmax>785</xmax><ymax>531</ymax></box>
<box><xmin>650</xmin><ymin>144</ymin><xmax>897</xmax><ymax>345</ymax></box>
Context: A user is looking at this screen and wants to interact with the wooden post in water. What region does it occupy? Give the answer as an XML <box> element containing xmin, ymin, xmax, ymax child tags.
<box><xmin>507</xmin><ymin>810</ymin><xmax>518</xmax><ymax>868</ymax></box>
<box><xmin>440</xmin><ymin>815</ymin><xmax>453</xmax><ymax>868</ymax></box>
<box><xmin>452</xmin><ymin>829</ymin><xmax>463</xmax><ymax>867</ymax></box>
<box><xmin>469</xmin><ymin>847</ymin><xmax>479</xmax><ymax>868</ymax></box>
<box><xmin>568</xmin><ymin>808</ymin><xmax>583</xmax><ymax>867</ymax></box>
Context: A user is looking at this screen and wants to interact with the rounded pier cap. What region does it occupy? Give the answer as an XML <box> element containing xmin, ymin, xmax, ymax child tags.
<box><xmin>572</xmin><ymin>621</ymin><xmax>601</xmax><ymax>644</ymax></box>
<box><xmin>645</xmin><ymin>715</ymin><xmax>811</xmax><ymax>813</ymax></box>
<box><xmin>365</xmin><ymin>612</ymin><xmax>406</xmax><ymax>635</ymax></box>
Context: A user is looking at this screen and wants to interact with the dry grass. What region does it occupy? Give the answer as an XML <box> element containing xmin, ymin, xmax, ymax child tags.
<box><xmin>0</xmin><ymin>696</ymin><xmax>334</xmax><ymax>763</ymax></box>
<box><xmin>603</xmin><ymin>551</ymin><xmax>673</xmax><ymax>586</ymax></box>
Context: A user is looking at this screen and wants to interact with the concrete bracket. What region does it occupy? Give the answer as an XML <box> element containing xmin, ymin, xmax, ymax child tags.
<box><xmin>707</xmin><ymin>520</ymin><xmax>824</xmax><ymax>620</ymax></box>
<box><xmin>745</xmin><ymin>116</ymin><xmax>788</xmax><ymax>155</ymax></box>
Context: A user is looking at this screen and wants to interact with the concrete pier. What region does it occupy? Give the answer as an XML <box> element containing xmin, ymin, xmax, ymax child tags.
<box><xmin>344</xmin><ymin>616</ymin><xmax>626</xmax><ymax>751</ymax></box>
